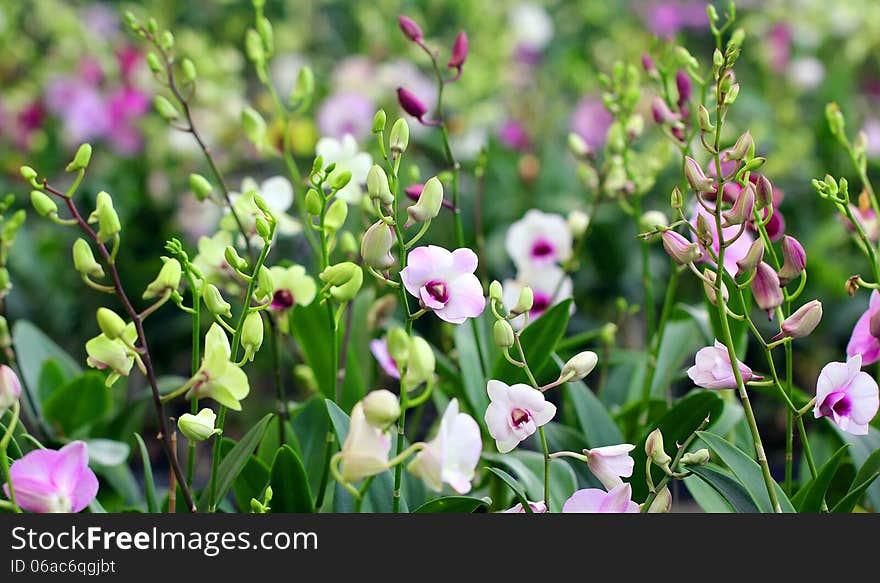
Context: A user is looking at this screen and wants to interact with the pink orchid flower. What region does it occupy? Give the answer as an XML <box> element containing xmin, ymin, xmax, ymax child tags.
<box><xmin>846</xmin><ymin>290</ymin><xmax>880</xmax><ymax>366</ymax></box>
<box><xmin>562</xmin><ymin>483</ymin><xmax>640</xmax><ymax>513</ymax></box>
<box><xmin>4</xmin><ymin>441</ymin><xmax>99</xmax><ymax>513</ymax></box>
<box><xmin>687</xmin><ymin>340</ymin><xmax>759</xmax><ymax>389</ymax></box>
<box><xmin>400</xmin><ymin>246</ymin><xmax>485</xmax><ymax>324</ymax></box>
<box><xmin>370</xmin><ymin>337</ymin><xmax>400</xmax><ymax>379</ymax></box>
<box><xmin>814</xmin><ymin>354</ymin><xmax>879</xmax><ymax>436</ymax></box>
<box><xmin>484</xmin><ymin>380</ymin><xmax>556</xmax><ymax>453</ymax></box>
<box><xmin>502</xmin><ymin>500</ymin><xmax>548</xmax><ymax>513</ymax></box>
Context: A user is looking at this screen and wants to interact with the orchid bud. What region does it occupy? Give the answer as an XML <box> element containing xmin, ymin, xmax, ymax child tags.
<box><xmin>305</xmin><ymin>188</ymin><xmax>322</xmax><ymax>216</ymax></box>
<box><xmin>723</xmin><ymin>182</ymin><xmax>755</xmax><ymax>226</ymax></box>
<box><xmin>0</xmin><ymin>364</ymin><xmax>21</xmax><ymax>415</ymax></box>
<box><xmin>645</xmin><ymin>486</ymin><xmax>672</xmax><ymax>513</ymax></box>
<box><xmin>20</xmin><ymin>166</ymin><xmax>40</xmax><ymax>188</ymax></box>
<box><xmin>203</xmin><ymin>283</ymin><xmax>232</xmax><ymax>318</ymax></box>
<box><xmin>390</xmin><ymin>118</ymin><xmax>410</xmax><ymax>153</ymax></box>
<box><xmin>320</xmin><ymin>262</ymin><xmax>360</xmax><ymax>286</ymax></box>
<box><xmin>73</xmin><ymin>238</ymin><xmax>104</xmax><ymax>278</ymax></box>
<box><xmin>372</xmin><ymin>109</ymin><xmax>386</xmax><ymax>134</ymax></box>
<box><xmin>489</xmin><ymin>280</ymin><xmax>503</xmax><ymax>303</ymax></box>
<box><xmin>323</xmin><ymin>198</ymin><xmax>348</xmax><ymax>234</ymax></box>
<box><xmin>241</xmin><ymin>312</ymin><xmax>264</xmax><ymax>362</ymax></box>
<box><xmin>676</xmin><ymin>70</ymin><xmax>692</xmax><ymax>103</ymax></box>
<box><xmin>153</xmin><ymin>95</ymin><xmax>179</xmax><ymax>121</ymax></box>
<box><xmin>361</xmin><ymin>221</ymin><xmax>396</xmax><ymax>270</ymax></box>
<box><xmin>826</xmin><ymin>103</ymin><xmax>845</xmax><ymax>141</ymax></box>
<box><xmin>254</xmin><ymin>266</ymin><xmax>275</xmax><ymax>303</ymax></box>
<box><xmin>567</xmin><ymin>210</ymin><xmax>590</xmax><ymax>238</ymax></box>
<box><xmin>367</xmin><ymin>165</ymin><xmax>393</xmax><ymax>205</ymax></box>
<box><xmin>645</xmin><ymin>428</ymin><xmax>672</xmax><ymax>466</ymax></box>
<box><xmin>681</xmin><ymin>448</ymin><xmax>711</xmax><ymax>466</ymax></box>
<box><xmin>146</xmin><ymin>52</ymin><xmax>162</xmax><ymax>74</ymax></box>
<box><xmin>189</xmin><ymin>173</ymin><xmax>213</xmax><ymax>201</ymax></box>
<box><xmin>224</xmin><ymin>246</ymin><xmax>248</xmax><ymax>272</ymax></box>
<box><xmin>180</xmin><ymin>58</ymin><xmax>197</xmax><ymax>83</ymax></box>
<box><xmin>90</xmin><ymin>191</ymin><xmax>121</xmax><ymax>243</ymax></box>
<box><xmin>362</xmin><ymin>389</ymin><xmax>401</xmax><ymax>428</ymax></box>
<box><xmin>670</xmin><ymin>186</ymin><xmax>683</xmax><ymax>210</ymax></box>
<box><xmin>448</xmin><ymin>31</ymin><xmax>468</xmax><ymax>70</ymax></box>
<box><xmin>560</xmin><ymin>351</ymin><xmax>599</xmax><ymax>382</ymax></box>
<box><xmin>661</xmin><ymin>230</ymin><xmax>701</xmax><ymax>265</ymax></box>
<box><xmin>405</xmin><ymin>176</ymin><xmax>443</xmax><ymax>227</ymax></box>
<box><xmin>651</xmin><ymin>97</ymin><xmax>680</xmax><ymax>125</ymax></box>
<box><xmin>493</xmin><ymin>319</ymin><xmax>515</xmax><ymax>348</ymax></box>
<box><xmin>397</xmin><ymin>87</ymin><xmax>428</xmax><ymax>122</ymax></box>
<box><xmin>330</xmin><ymin>169</ymin><xmax>353</xmax><ymax>191</ymax></box>
<box><xmin>641</xmin><ymin>53</ymin><xmax>658</xmax><ymax>78</ymax></box>
<box><xmin>684</xmin><ymin>157</ymin><xmax>715</xmax><ymax>192</ymax></box>
<box><xmin>640</xmin><ymin>210</ymin><xmax>668</xmax><ymax>233</ymax></box>
<box><xmin>725</xmin><ymin>131</ymin><xmax>753</xmax><ymax>162</ymax></box>
<box><xmin>386</xmin><ymin>327</ymin><xmax>410</xmax><ymax>367</ymax></box>
<box><xmin>697</xmin><ymin>105</ymin><xmax>714</xmax><ymax>132</ymax></box>
<box><xmin>31</xmin><ymin>190</ymin><xmax>58</xmax><ymax>217</ymax></box>
<box><xmin>143</xmin><ymin>257</ymin><xmax>182</xmax><ymax>299</ymax></box>
<box><xmin>66</xmin><ymin>143</ymin><xmax>93</xmax><ymax>172</ymax></box>
<box><xmin>178</xmin><ymin>408</ymin><xmax>220</xmax><ymax>442</ymax></box>
<box><xmin>778</xmin><ymin>236</ymin><xmax>806</xmax><ymax>285</ymax></box>
<box><xmin>242</xmin><ymin>106</ymin><xmax>267</xmax><ymax>149</ymax></box>
<box><xmin>777</xmin><ymin>300</ymin><xmax>822</xmax><ymax>340</ymax></box>
<box><xmin>402</xmin><ymin>336</ymin><xmax>435</xmax><ymax>391</ymax></box>
<box><xmin>567</xmin><ymin>133</ymin><xmax>591</xmax><ymax>158</ymax></box>
<box><xmin>513</xmin><ymin>286</ymin><xmax>534</xmax><ymax>314</ymax></box>
<box><xmin>96</xmin><ymin>308</ymin><xmax>127</xmax><ymax>340</ymax></box>
<box><xmin>321</xmin><ymin>262</ymin><xmax>363</xmax><ymax>302</ymax></box>
<box><xmin>735</xmin><ymin>239</ymin><xmax>764</xmax><ymax>279</ymax></box>
<box><xmin>695</xmin><ymin>213</ymin><xmax>713</xmax><ymax>245</ymax></box>
<box><xmin>752</xmin><ymin>262</ymin><xmax>783</xmax><ymax>317</ymax></box>
<box><xmin>755</xmin><ymin>175</ymin><xmax>774</xmax><ymax>210</ymax></box>
<box><xmin>703</xmin><ymin>269</ymin><xmax>728</xmax><ymax>305</ymax></box>
<box><xmin>397</xmin><ymin>15</ymin><xmax>423</xmax><ymax>42</ymax></box>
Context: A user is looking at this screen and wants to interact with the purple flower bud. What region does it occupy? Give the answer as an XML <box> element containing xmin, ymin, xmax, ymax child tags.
<box><xmin>397</xmin><ymin>87</ymin><xmax>428</xmax><ymax>121</ymax></box>
<box><xmin>870</xmin><ymin>309</ymin><xmax>880</xmax><ymax>340</ymax></box>
<box><xmin>735</xmin><ymin>238</ymin><xmax>764</xmax><ymax>279</ymax></box>
<box><xmin>642</xmin><ymin>53</ymin><xmax>658</xmax><ymax>77</ymax></box>
<box><xmin>752</xmin><ymin>261</ymin><xmax>784</xmax><ymax>318</ymax></box>
<box><xmin>661</xmin><ymin>230</ymin><xmax>701</xmax><ymax>265</ymax></box>
<box><xmin>651</xmin><ymin>97</ymin><xmax>680</xmax><ymax>125</ymax></box>
<box><xmin>778</xmin><ymin>235</ymin><xmax>806</xmax><ymax>285</ymax></box>
<box><xmin>755</xmin><ymin>174</ymin><xmax>774</xmax><ymax>210</ymax></box>
<box><xmin>725</xmin><ymin>131</ymin><xmax>754</xmax><ymax>162</ymax></box>
<box><xmin>448</xmin><ymin>31</ymin><xmax>468</xmax><ymax>70</ymax></box>
<box><xmin>397</xmin><ymin>15</ymin><xmax>423</xmax><ymax>42</ymax></box>
<box><xmin>703</xmin><ymin>269</ymin><xmax>728</xmax><ymax>306</ymax></box>
<box><xmin>776</xmin><ymin>300</ymin><xmax>822</xmax><ymax>340</ymax></box>
<box><xmin>405</xmin><ymin>183</ymin><xmax>455</xmax><ymax>210</ymax></box>
<box><xmin>676</xmin><ymin>70</ymin><xmax>692</xmax><ymax>105</ymax></box>
<box><xmin>684</xmin><ymin>156</ymin><xmax>715</xmax><ymax>192</ymax></box>
<box><xmin>723</xmin><ymin>182</ymin><xmax>755</xmax><ymax>226</ymax></box>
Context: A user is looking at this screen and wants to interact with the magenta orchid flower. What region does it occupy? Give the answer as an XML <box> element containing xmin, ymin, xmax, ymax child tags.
<box><xmin>846</xmin><ymin>291</ymin><xmax>880</xmax><ymax>366</ymax></box>
<box><xmin>370</xmin><ymin>337</ymin><xmax>400</xmax><ymax>379</ymax></box>
<box><xmin>687</xmin><ymin>340</ymin><xmax>759</xmax><ymax>389</ymax></box>
<box><xmin>4</xmin><ymin>441</ymin><xmax>99</xmax><ymax>513</ymax></box>
<box><xmin>690</xmin><ymin>202</ymin><xmax>755</xmax><ymax>276</ymax></box>
<box><xmin>485</xmin><ymin>380</ymin><xmax>556</xmax><ymax>453</ymax></box>
<box><xmin>562</xmin><ymin>483</ymin><xmax>639</xmax><ymax>513</ymax></box>
<box><xmin>400</xmin><ymin>246</ymin><xmax>485</xmax><ymax>324</ymax></box>
<box><xmin>505</xmin><ymin>209</ymin><xmax>573</xmax><ymax>271</ymax></box>
<box><xmin>814</xmin><ymin>354</ymin><xmax>879</xmax><ymax>435</ymax></box>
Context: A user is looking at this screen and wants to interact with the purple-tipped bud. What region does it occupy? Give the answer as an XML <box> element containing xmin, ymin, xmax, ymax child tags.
<box><xmin>642</xmin><ymin>53</ymin><xmax>658</xmax><ymax>78</ymax></box>
<box><xmin>405</xmin><ymin>184</ymin><xmax>423</xmax><ymax>202</ymax></box>
<box><xmin>661</xmin><ymin>230</ymin><xmax>701</xmax><ymax>265</ymax></box>
<box><xmin>755</xmin><ymin>174</ymin><xmax>774</xmax><ymax>210</ymax></box>
<box><xmin>752</xmin><ymin>262</ymin><xmax>784</xmax><ymax>318</ymax></box>
<box><xmin>778</xmin><ymin>235</ymin><xmax>806</xmax><ymax>285</ymax></box>
<box><xmin>723</xmin><ymin>182</ymin><xmax>756</xmax><ymax>226</ymax></box>
<box><xmin>397</xmin><ymin>15</ymin><xmax>423</xmax><ymax>42</ymax></box>
<box><xmin>676</xmin><ymin>70</ymin><xmax>692</xmax><ymax>104</ymax></box>
<box><xmin>775</xmin><ymin>300</ymin><xmax>822</xmax><ymax>340</ymax></box>
<box><xmin>703</xmin><ymin>269</ymin><xmax>728</xmax><ymax>306</ymax></box>
<box><xmin>735</xmin><ymin>238</ymin><xmax>764</xmax><ymax>279</ymax></box>
<box><xmin>448</xmin><ymin>31</ymin><xmax>468</xmax><ymax>69</ymax></box>
<box><xmin>651</xmin><ymin>97</ymin><xmax>680</xmax><ymax>125</ymax></box>
<box><xmin>397</xmin><ymin>87</ymin><xmax>428</xmax><ymax>121</ymax></box>
<box><xmin>684</xmin><ymin>156</ymin><xmax>715</xmax><ymax>192</ymax></box>
<box><xmin>725</xmin><ymin>131</ymin><xmax>754</xmax><ymax>162</ymax></box>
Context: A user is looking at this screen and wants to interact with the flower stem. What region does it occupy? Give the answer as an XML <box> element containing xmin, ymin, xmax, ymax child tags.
<box><xmin>0</xmin><ymin>402</ymin><xmax>21</xmax><ymax>513</ymax></box>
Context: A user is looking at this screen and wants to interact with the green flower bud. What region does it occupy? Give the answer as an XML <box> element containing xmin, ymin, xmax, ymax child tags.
<box><xmin>241</xmin><ymin>312</ymin><xmax>264</xmax><ymax>362</ymax></box>
<box><xmin>203</xmin><ymin>283</ymin><xmax>232</xmax><ymax>318</ymax></box>
<box><xmin>245</xmin><ymin>28</ymin><xmax>265</xmax><ymax>63</ymax></box>
<box><xmin>489</xmin><ymin>280</ymin><xmax>503</xmax><ymax>303</ymax></box>
<box><xmin>0</xmin><ymin>268</ymin><xmax>11</xmax><ymax>296</ymax></box>
<box><xmin>681</xmin><ymin>448</ymin><xmax>711</xmax><ymax>466</ymax></box>
<box><xmin>257</xmin><ymin>16</ymin><xmax>274</xmax><ymax>54</ymax></box>
<box><xmin>178</xmin><ymin>408</ymin><xmax>220</xmax><ymax>442</ymax></box>
<box><xmin>0</xmin><ymin>316</ymin><xmax>10</xmax><ymax>349</ymax></box>
<box><xmin>143</xmin><ymin>257</ymin><xmax>182</xmax><ymax>299</ymax></box>
<box><xmin>645</xmin><ymin>428</ymin><xmax>672</xmax><ymax>466</ymax></box>
<box><xmin>513</xmin><ymin>286</ymin><xmax>534</xmax><ymax>314</ymax></box>
<box><xmin>405</xmin><ymin>176</ymin><xmax>443</xmax><ymax>227</ymax></box>
<box><xmin>389</xmin><ymin>118</ymin><xmax>409</xmax><ymax>153</ymax></box>
<box><xmin>181</xmin><ymin>58</ymin><xmax>197</xmax><ymax>82</ymax></box>
<box><xmin>493</xmin><ymin>319</ymin><xmax>515</xmax><ymax>348</ymax></box>
<box><xmin>30</xmin><ymin>190</ymin><xmax>58</xmax><ymax>217</ymax></box>
<box><xmin>402</xmin><ymin>336</ymin><xmax>435</xmax><ymax>391</ymax></box>
<box><xmin>146</xmin><ymin>52</ymin><xmax>162</xmax><ymax>73</ymax></box>
<box><xmin>65</xmin><ymin>143</ymin><xmax>93</xmax><ymax>172</ymax></box>
<box><xmin>189</xmin><ymin>173</ymin><xmax>213</xmax><ymax>201</ymax></box>
<box><xmin>323</xmin><ymin>198</ymin><xmax>348</xmax><ymax>234</ymax></box>
<box><xmin>560</xmin><ymin>351</ymin><xmax>599</xmax><ymax>382</ymax></box>
<box><xmin>153</xmin><ymin>95</ymin><xmax>179</xmax><ymax>121</ymax></box>
<box><xmin>73</xmin><ymin>238</ymin><xmax>105</xmax><ymax>278</ymax></box>
<box><xmin>639</xmin><ymin>210</ymin><xmax>668</xmax><ymax>233</ymax></box>
<box><xmin>255</xmin><ymin>215</ymin><xmax>271</xmax><ymax>240</ymax></box>
<box><xmin>330</xmin><ymin>169</ymin><xmax>353</xmax><ymax>192</ymax></box>
<box><xmin>372</xmin><ymin>109</ymin><xmax>387</xmax><ymax>134</ymax></box>
<box><xmin>328</xmin><ymin>266</ymin><xmax>363</xmax><ymax>302</ymax></box>
<box><xmin>386</xmin><ymin>328</ymin><xmax>410</xmax><ymax>367</ymax></box>
<box><xmin>305</xmin><ymin>188</ymin><xmax>322</xmax><ymax>216</ymax></box>
<box><xmin>255</xmin><ymin>266</ymin><xmax>275</xmax><ymax>302</ymax></box>
<box><xmin>224</xmin><ymin>246</ymin><xmax>248</xmax><ymax>272</ymax></box>
<box><xmin>361</xmin><ymin>221</ymin><xmax>396</xmax><ymax>270</ymax></box>
<box><xmin>96</xmin><ymin>307</ymin><xmax>127</xmax><ymax>340</ymax></box>
<box><xmin>567</xmin><ymin>132</ymin><xmax>591</xmax><ymax>158</ymax></box>
<box><xmin>697</xmin><ymin>105</ymin><xmax>713</xmax><ymax>133</ymax></box>
<box><xmin>645</xmin><ymin>486</ymin><xmax>672</xmax><ymax>513</ymax></box>
<box><xmin>160</xmin><ymin>30</ymin><xmax>174</xmax><ymax>51</ymax></box>
<box><xmin>367</xmin><ymin>165</ymin><xmax>393</xmax><ymax>205</ymax></box>
<box><xmin>567</xmin><ymin>210</ymin><xmax>590</xmax><ymax>238</ymax></box>
<box><xmin>20</xmin><ymin>166</ymin><xmax>39</xmax><ymax>188</ymax></box>
<box><xmin>242</xmin><ymin>106</ymin><xmax>267</xmax><ymax>150</ymax></box>
<box><xmin>146</xmin><ymin>18</ymin><xmax>158</xmax><ymax>35</ymax></box>
<box><xmin>361</xmin><ymin>389</ymin><xmax>400</xmax><ymax>428</ymax></box>
<box><xmin>290</xmin><ymin>66</ymin><xmax>314</xmax><ymax>111</ymax></box>
<box><xmin>321</xmin><ymin>261</ymin><xmax>361</xmax><ymax>291</ymax></box>
<box><xmin>670</xmin><ymin>186</ymin><xmax>684</xmax><ymax>209</ymax></box>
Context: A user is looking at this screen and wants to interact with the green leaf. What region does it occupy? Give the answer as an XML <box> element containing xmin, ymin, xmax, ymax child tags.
<box><xmin>687</xmin><ymin>464</ymin><xmax>761</xmax><ymax>513</ymax></box>
<box><xmin>269</xmin><ymin>445</ymin><xmax>314</xmax><ymax>513</ymax></box>
<box><xmin>555</xmin><ymin>355</ymin><xmax>623</xmax><ymax>448</ymax></box>
<box><xmin>791</xmin><ymin>445</ymin><xmax>849</xmax><ymax>512</ymax></box>
<box><xmin>484</xmin><ymin>450</ymin><xmax>577</xmax><ymax>511</ymax></box>
<box><xmin>199</xmin><ymin>413</ymin><xmax>273</xmax><ymax>511</ymax></box>
<box><xmin>697</xmin><ymin>430</ymin><xmax>795</xmax><ymax>513</ymax></box>
<box><xmin>291</xmin><ymin>397</ymin><xmax>331</xmax><ymax>502</ymax></box>
<box><xmin>485</xmin><ymin>467</ymin><xmax>533</xmax><ymax>512</ymax></box>
<box><xmin>683</xmin><ymin>474</ymin><xmax>735</xmax><ymax>512</ymax></box>
<box><xmin>37</xmin><ymin>360</ymin><xmax>67</xmax><ymax>403</ymax></box>
<box><xmin>831</xmin><ymin>425</ymin><xmax>880</xmax><ymax>511</ymax></box>
<box><xmin>491</xmin><ymin>299</ymin><xmax>572</xmax><ymax>385</ymax></box>
<box><xmin>43</xmin><ymin>372</ymin><xmax>110</xmax><ymax>436</ymax></box>
<box><xmin>413</xmin><ymin>496</ymin><xmax>491</xmax><ymax>513</ymax></box>
<box><xmin>12</xmin><ymin>320</ymin><xmax>82</xmax><ymax>398</ymax></box>
<box><xmin>630</xmin><ymin>390</ymin><xmax>723</xmax><ymax>501</ymax></box>
<box><xmin>453</xmin><ymin>315</ymin><xmax>489</xmax><ymax>424</ymax></box>
<box><xmin>339</xmin><ymin>288</ymin><xmax>373</xmax><ymax>412</ymax></box>
<box><xmin>132</xmin><ymin>434</ymin><xmax>158</xmax><ymax>513</ymax></box>
<box><xmin>219</xmin><ymin>438</ymin><xmax>270</xmax><ymax>513</ymax></box>
<box><xmin>290</xmin><ymin>302</ymin><xmax>336</xmax><ymax>399</ymax></box>
<box><xmin>86</xmin><ymin>439</ymin><xmax>130</xmax><ymax>467</ymax></box>
<box><xmin>649</xmin><ymin>312</ymin><xmax>702</xmax><ymax>398</ymax></box>
<box><xmin>832</xmin><ymin>448</ymin><xmax>880</xmax><ymax>513</ymax></box>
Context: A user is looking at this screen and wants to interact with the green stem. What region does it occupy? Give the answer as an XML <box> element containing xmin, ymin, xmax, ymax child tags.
<box><xmin>0</xmin><ymin>402</ymin><xmax>21</xmax><ymax>512</ymax></box>
<box><xmin>186</xmin><ymin>273</ymin><xmax>200</xmax><ymax>489</ymax></box>
<box><xmin>513</xmin><ymin>333</ymin><xmax>550</xmax><ymax>510</ymax></box>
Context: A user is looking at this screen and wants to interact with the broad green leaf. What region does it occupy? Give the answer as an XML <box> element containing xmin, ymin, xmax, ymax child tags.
<box><xmin>269</xmin><ymin>445</ymin><xmax>314</xmax><ymax>513</ymax></box>
<box><xmin>258</xmin><ymin>417</ymin><xmax>302</xmax><ymax>466</ymax></box>
<box><xmin>219</xmin><ymin>438</ymin><xmax>270</xmax><ymax>513</ymax></box>
<box><xmin>339</xmin><ymin>288</ymin><xmax>373</xmax><ymax>412</ymax></box>
<box><xmin>687</xmin><ymin>464</ymin><xmax>761</xmax><ymax>513</ymax></box>
<box><xmin>453</xmin><ymin>314</ymin><xmax>489</xmax><ymax>424</ymax></box>
<box><xmin>649</xmin><ymin>313</ymin><xmax>702</xmax><ymax>398</ymax></box>
<box><xmin>86</xmin><ymin>439</ymin><xmax>130</xmax><ymax>467</ymax></box>
<box><xmin>43</xmin><ymin>372</ymin><xmax>110</xmax><ymax>436</ymax></box>
<box><xmin>697</xmin><ymin>430</ymin><xmax>795</xmax><ymax>513</ymax></box>
<box><xmin>291</xmin><ymin>397</ymin><xmax>332</xmax><ymax>502</ymax></box>
<box><xmin>290</xmin><ymin>302</ymin><xmax>336</xmax><ymax>399</ymax></box>
<box><xmin>12</xmin><ymin>320</ymin><xmax>81</xmax><ymax>398</ymax></box>
<box><xmin>199</xmin><ymin>413</ymin><xmax>273</xmax><ymax>511</ymax></box>
<box><xmin>831</xmin><ymin>425</ymin><xmax>880</xmax><ymax>511</ymax></box>
<box><xmin>37</xmin><ymin>360</ymin><xmax>66</xmax><ymax>403</ymax></box>
<box><xmin>132</xmin><ymin>434</ymin><xmax>158</xmax><ymax>513</ymax></box>
<box><xmin>412</xmin><ymin>496</ymin><xmax>491</xmax><ymax>513</ymax></box>
<box><xmin>832</xmin><ymin>447</ymin><xmax>880</xmax><ymax>513</ymax></box>
<box><xmin>491</xmin><ymin>299</ymin><xmax>572</xmax><ymax>385</ymax></box>
<box><xmin>557</xmin><ymin>359</ymin><xmax>624</xmax><ymax>448</ymax></box>
<box><xmin>683</xmin><ymin>474</ymin><xmax>735</xmax><ymax>512</ymax></box>
<box><xmin>485</xmin><ymin>467</ymin><xmax>533</xmax><ymax>513</ymax></box>
<box><xmin>630</xmin><ymin>390</ymin><xmax>723</xmax><ymax>501</ymax></box>
<box><xmin>791</xmin><ymin>445</ymin><xmax>849</xmax><ymax>512</ymax></box>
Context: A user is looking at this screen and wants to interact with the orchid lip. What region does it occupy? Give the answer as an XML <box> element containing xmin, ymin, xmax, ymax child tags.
<box><xmin>425</xmin><ymin>279</ymin><xmax>449</xmax><ymax>304</ymax></box>
<box><xmin>510</xmin><ymin>407</ymin><xmax>532</xmax><ymax>428</ymax></box>
<box><xmin>530</xmin><ymin>238</ymin><xmax>555</xmax><ymax>259</ymax></box>
<box><xmin>271</xmin><ymin>289</ymin><xmax>295</xmax><ymax>310</ymax></box>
